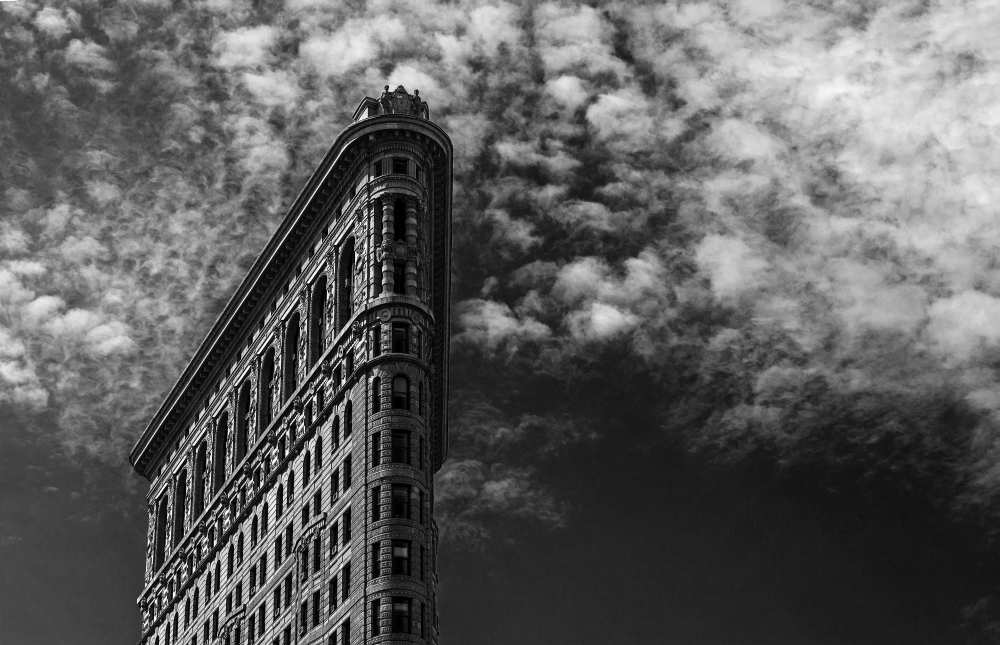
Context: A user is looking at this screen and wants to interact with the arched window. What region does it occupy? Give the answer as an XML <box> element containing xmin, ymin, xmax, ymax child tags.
<box><xmin>372</xmin><ymin>377</ymin><xmax>381</xmax><ymax>413</ymax></box>
<box><xmin>344</xmin><ymin>401</ymin><xmax>353</xmax><ymax>437</ymax></box>
<box><xmin>193</xmin><ymin>442</ymin><xmax>207</xmax><ymax>516</ymax></box>
<box><xmin>393</xmin><ymin>197</ymin><xmax>407</xmax><ymax>242</ymax></box>
<box><xmin>227</xmin><ymin>544</ymin><xmax>234</xmax><ymax>576</ymax></box>
<box><xmin>283</xmin><ymin>312</ymin><xmax>300</xmax><ymax>401</ymax></box>
<box><xmin>309</xmin><ymin>275</ymin><xmax>327</xmax><ymax>365</ymax></box>
<box><xmin>304</xmin><ymin>451</ymin><xmax>312</xmax><ymax>486</ymax></box>
<box><xmin>338</xmin><ymin>238</ymin><xmax>355</xmax><ymax>328</ymax></box>
<box><xmin>213</xmin><ymin>413</ymin><xmax>229</xmax><ymax>494</ymax></box>
<box><xmin>372</xmin><ymin>323</ymin><xmax>381</xmax><ymax>357</ymax></box>
<box><xmin>237</xmin><ymin>533</ymin><xmax>244</xmax><ymax>564</ymax></box>
<box><xmin>392</xmin><ymin>375</ymin><xmax>410</xmax><ymax>410</ymax></box>
<box><xmin>236</xmin><ymin>380</ymin><xmax>251</xmax><ymax>463</ymax></box>
<box><xmin>259</xmin><ymin>348</ymin><xmax>276</xmax><ymax>429</ymax></box>
<box><xmin>332</xmin><ymin>415</ymin><xmax>340</xmax><ymax>447</ymax></box>
<box><xmin>315</xmin><ymin>436</ymin><xmax>323</xmax><ymax>469</ymax></box>
<box><xmin>172</xmin><ymin>470</ymin><xmax>187</xmax><ymax>547</ymax></box>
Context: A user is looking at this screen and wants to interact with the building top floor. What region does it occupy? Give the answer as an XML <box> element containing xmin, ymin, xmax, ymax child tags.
<box><xmin>130</xmin><ymin>88</ymin><xmax>452</xmax><ymax>483</ymax></box>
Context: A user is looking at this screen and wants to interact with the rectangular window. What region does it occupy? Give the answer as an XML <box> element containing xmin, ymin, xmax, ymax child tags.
<box><xmin>283</xmin><ymin>574</ymin><xmax>292</xmax><ymax>608</ymax></box>
<box><xmin>372</xmin><ymin>324</ymin><xmax>381</xmax><ymax>356</ymax></box>
<box><xmin>258</xmin><ymin>604</ymin><xmax>265</xmax><ymax>636</ymax></box>
<box><xmin>419</xmin><ymin>545</ymin><xmax>425</xmax><ymax>580</ymax></box>
<box><xmin>370</xmin><ymin>599</ymin><xmax>380</xmax><ymax>637</ymax></box>
<box><xmin>373</xmin><ymin>159</ymin><xmax>384</xmax><ymax>177</ymax></box>
<box><xmin>312</xmin><ymin>590</ymin><xmax>320</xmax><ymax>627</ymax></box>
<box><xmin>272</xmin><ymin>588</ymin><xmax>280</xmax><ymax>619</ymax></box>
<box><xmin>250</xmin><ymin>566</ymin><xmax>257</xmax><ymax>595</ymax></box>
<box><xmin>344</xmin><ymin>456</ymin><xmax>352</xmax><ymax>487</ymax></box>
<box><xmin>371</xmin><ymin>540</ymin><xmax>381</xmax><ymax>577</ymax></box>
<box><xmin>391</xmin><ymin>484</ymin><xmax>410</xmax><ymax>519</ymax></box>
<box><xmin>372</xmin><ymin>432</ymin><xmax>381</xmax><ymax>467</ymax></box>
<box><xmin>248</xmin><ymin>616</ymin><xmax>256</xmax><ymax>644</ymax></box>
<box><xmin>298</xmin><ymin>601</ymin><xmax>307</xmax><ymax>636</ymax></box>
<box><xmin>393</xmin><ymin>261</ymin><xmax>406</xmax><ymax>294</ymax></box>
<box><xmin>329</xmin><ymin>521</ymin><xmax>338</xmax><ymax>555</ymax></box>
<box><xmin>329</xmin><ymin>575</ymin><xmax>338</xmax><ymax>611</ymax></box>
<box><xmin>419</xmin><ymin>437</ymin><xmax>425</xmax><ymax>469</ymax></box>
<box><xmin>275</xmin><ymin>537</ymin><xmax>282</xmax><ymax>568</ymax></box>
<box><xmin>259</xmin><ymin>555</ymin><xmax>266</xmax><ymax>586</ymax></box>
<box><xmin>392</xmin><ymin>157</ymin><xmax>408</xmax><ymax>175</ymax></box>
<box><xmin>331</xmin><ymin>469</ymin><xmax>340</xmax><ymax>501</ymax></box>
<box><xmin>313</xmin><ymin>536</ymin><xmax>321</xmax><ymax>572</ymax></box>
<box><xmin>262</xmin><ymin>503</ymin><xmax>269</xmax><ymax>533</ymax></box>
<box><xmin>301</xmin><ymin>504</ymin><xmax>309</xmax><ymax>527</ymax></box>
<box><xmin>341</xmin><ymin>562</ymin><xmax>351</xmax><ymax>602</ymax></box>
<box><xmin>391</xmin><ymin>429</ymin><xmax>410</xmax><ymax>464</ymax></box>
<box><xmin>285</xmin><ymin>525</ymin><xmax>293</xmax><ymax>557</ymax></box>
<box><xmin>392</xmin><ymin>540</ymin><xmax>410</xmax><ymax>576</ymax></box>
<box><xmin>392</xmin><ymin>597</ymin><xmax>411</xmax><ymax>634</ymax></box>
<box><xmin>341</xmin><ymin>618</ymin><xmax>350</xmax><ymax>645</ymax></box>
<box><xmin>371</xmin><ymin>486</ymin><xmax>381</xmax><ymax>521</ymax></box>
<box><xmin>342</xmin><ymin>508</ymin><xmax>351</xmax><ymax>544</ymax></box>
<box><xmin>391</xmin><ymin>323</ymin><xmax>409</xmax><ymax>353</ymax></box>
<box><xmin>313</xmin><ymin>491</ymin><xmax>321</xmax><ymax>516</ymax></box>
<box><xmin>419</xmin><ymin>489</ymin><xmax>425</xmax><ymax>524</ymax></box>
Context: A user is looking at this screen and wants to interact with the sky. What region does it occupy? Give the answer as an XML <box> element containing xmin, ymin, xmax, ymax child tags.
<box><xmin>2</xmin><ymin>0</ymin><xmax>1000</xmax><ymax>643</ymax></box>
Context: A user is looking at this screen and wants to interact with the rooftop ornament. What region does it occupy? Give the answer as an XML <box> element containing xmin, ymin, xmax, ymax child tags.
<box><xmin>353</xmin><ymin>84</ymin><xmax>430</xmax><ymax>121</ymax></box>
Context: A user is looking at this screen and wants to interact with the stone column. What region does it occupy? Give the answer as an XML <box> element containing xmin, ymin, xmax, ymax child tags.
<box><xmin>406</xmin><ymin>198</ymin><xmax>419</xmax><ymax>296</ymax></box>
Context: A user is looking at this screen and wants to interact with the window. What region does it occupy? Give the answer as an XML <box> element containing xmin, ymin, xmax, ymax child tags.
<box><xmin>390</xmin><ymin>430</ymin><xmax>410</xmax><ymax>464</ymax></box>
<box><xmin>392</xmin><ymin>540</ymin><xmax>410</xmax><ymax>576</ymax></box>
<box><xmin>342</xmin><ymin>508</ymin><xmax>351</xmax><ymax>544</ymax></box>
<box><xmin>419</xmin><ymin>489</ymin><xmax>425</xmax><ymax>524</ymax></box>
<box><xmin>373</xmin><ymin>202</ymin><xmax>383</xmax><ymax>247</ymax></box>
<box><xmin>313</xmin><ymin>491</ymin><xmax>321</xmax><ymax>516</ymax></box>
<box><xmin>329</xmin><ymin>575</ymin><xmax>338</xmax><ymax>611</ymax></box>
<box><xmin>237</xmin><ymin>533</ymin><xmax>244</xmax><ymax>564</ymax></box>
<box><xmin>419</xmin><ymin>545</ymin><xmax>425</xmax><ymax>580</ymax></box>
<box><xmin>344</xmin><ymin>456</ymin><xmax>352</xmax><ymax>488</ymax></box>
<box><xmin>259</xmin><ymin>348</ymin><xmax>276</xmax><ymax>429</ymax></box>
<box><xmin>237</xmin><ymin>380</ymin><xmax>251</xmax><ymax>462</ymax></box>
<box><xmin>391</xmin><ymin>323</ymin><xmax>408</xmax><ymax>353</ymax></box>
<box><xmin>418</xmin><ymin>381</ymin><xmax>425</xmax><ymax>416</ymax></box>
<box><xmin>391</xmin><ymin>484</ymin><xmax>410</xmax><ymax>519</ymax></box>
<box><xmin>284</xmin><ymin>525</ymin><xmax>293</xmax><ymax>557</ymax></box>
<box><xmin>193</xmin><ymin>443</ymin><xmax>207</xmax><ymax>516</ymax></box>
<box><xmin>154</xmin><ymin>495</ymin><xmax>168</xmax><ymax>569</ymax></box>
<box><xmin>301</xmin><ymin>504</ymin><xmax>309</xmax><ymax>528</ymax></box>
<box><xmin>287</xmin><ymin>472</ymin><xmax>294</xmax><ymax>505</ymax></box>
<box><xmin>299</xmin><ymin>601</ymin><xmax>307</xmax><ymax>635</ymax></box>
<box><xmin>370</xmin><ymin>599</ymin><xmax>380</xmax><ymax>637</ymax></box>
<box><xmin>329</xmin><ymin>521</ymin><xmax>338</xmax><ymax>555</ymax></box>
<box><xmin>262</xmin><ymin>502</ymin><xmax>269</xmax><ymax>533</ymax></box>
<box><xmin>312</xmin><ymin>590</ymin><xmax>320</xmax><ymax>627</ymax></box>
<box><xmin>372</xmin><ymin>432</ymin><xmax>381</xmax><ymax>467</ymax></box>
<box><xmin>312</xmin><ymin>536</ymin><xmax>321</xmax><ymax>572</ymax></box>
<box><xmin>341</xmin><ymin>618</ymin><xmax>350</xmax><ymax>645</ymax></box>
<box><xmin>259</xmin><ymin>555</ymin><xmax>267</xmax><ymax>586</ymax></box>
<box><xmin>373</xmin><ymin>159</ymin><xmax>384</xmax><ymax>177</ymax></box>
<box><xmin>283</xmin><ymin>574</ymin><xmax>292</xmax><ymax>607</ymax></box>
<box><xmin>248</xmin><ymin>615</ymin><xmax>256</xmax><ymax>644</ymax></box>
<box><xmin>371</xmin><ymin>324</ymin><xmax>381</xmax><ymax>357</ymax></box>
<box><xmin>303</xmin><ymin>451</ymin><xmax>311</xmax><ymax>486</ymax></box>
<box><xmin>393</xmin><ymin>260</ymin><xmax>406</xmax><ymax>294</ymax></box>
<box><xmin>393</xmin><ymin>197</ymin><xmax>407</xmax><ymax>242</ymax></box>
<box><xmin>371</xmin><ymin>377</ymin><xmax>381</xmax><ymax>413</ymax></box>
<box><xmin>331</xmin><ymin>469</ymin><xmax>340</xmax><ymax>501</ymax></box>
<box><xmin>276</xmin><ymin>485</ymin><xmax>284</xmax><ymax>517</ymax></box>
<box><xmin>258</xmin><ymin>604</ymin><xmax>265</xmax><ymax>636</ymax></box>
<box><xmin>315</xmin><ymin>436</ymin><xmax>323</xmax><ymax>469</ymax></box>
<box><xmin>213</xmin><ymin>414</ymin><xmax>229</xmax><ymax>494</ymax></box>
<box><xmin>275</xmin><ymin>536</ymin><xmax>282</xmax><ymax>568</ymax></box>
<box><xmin>310</xmin><ymin>275</ymin><xmax>327</xmax><ymax>365</ymax></box>
<box><xmin>344</xmin><ymin>401</ymin><xmax>352</xmax><ymax>437</ymax></box>
<box><xmin>371</xmin><ymin>541</ymin><xmax>381</xmax><ymax>577</ymax></box>
<box><xmin>392</xmin><ymin>157</ymin><xmax>408</xmax><ymax>175</ymax></box>
<box><xmin>392</xmin><ymin>597</ymin><xmax>411</xmax><ymax>634</ymax></box>
<box><xmin>371</xmin><ymin>486</ymin><xmax>381</xmax><ymax>521</ymax></box>
<box><xmin>250</xmin><ymin>565</ymin><xmax>257</xmax><ymax>594</ymax></box>
<box><xmin>373</xmin><ymin>263</ymin><xmax>383</xmax><ymax>296</ymax></box>
<box><xmin>341</xmin><ymin>562</ymin><xmax>351</xmax><ymax>602</ymax></box>
<box><xmin>337</xmin><ymin>238</ymin><xmax>354</xmax><ymax>327</ymax></box>
<box><xmin>391</xmin><ymin>375</ymin><xmax>409</xmax><ymax>410</ymax></box>
<box><xmin>419</xmin><ymin>437</ymin><xmax>425</xmax><ymax>469</ymax></box>
<box><xmin>226</xmin><ymin>591</ymin><xmax>232</xmax><ymax>614</ymax></box>
<box><xmin>272</xmin><ymin>588</ymin><xmax>280</xmax><ymax>619</ymax></box>
<box><xmin>251</xmin><ymin>515</ymin><xmax>258</xmax><ymax>546</ymax></box>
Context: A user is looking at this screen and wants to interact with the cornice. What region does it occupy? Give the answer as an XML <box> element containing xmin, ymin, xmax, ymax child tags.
<box><xmin>130</xmin><ymin>114</ymin><xmax>452</xmax><ymax>479</ymax></box>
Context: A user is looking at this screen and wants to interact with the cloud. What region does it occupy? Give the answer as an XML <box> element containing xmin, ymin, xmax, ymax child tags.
<box><xmin>455</xmin><ymin>299</ymin><xmax>550</xmax><ymax>354</ymax></box>
<box><xmin>64</xmin><ymin>39</ymin><xmax>115</xmax><ymax>73</ymax></box>
<box><xmin>213</xmin><ymin>26</ymin><xmax>279</xmax><ymax>69</ymax></box>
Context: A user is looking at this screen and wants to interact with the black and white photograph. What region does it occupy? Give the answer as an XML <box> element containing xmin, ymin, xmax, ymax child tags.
<box><xmin>1</xmin><ymin>1</ymin><xmax>999</xmax><ymax>643</ymax></box>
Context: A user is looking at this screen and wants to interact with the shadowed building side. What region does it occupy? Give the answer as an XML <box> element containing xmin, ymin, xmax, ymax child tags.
<box><xmin>129</xmin><ymin>85</ymin><xmax>452</xmax><ymax>645</ymax></box>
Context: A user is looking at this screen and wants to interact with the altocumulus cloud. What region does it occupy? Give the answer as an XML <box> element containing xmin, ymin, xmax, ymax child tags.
<box><xmin>3</xmin><ymin>0</ymin><xmax>1000</xmax><ymax>561</ymax></box>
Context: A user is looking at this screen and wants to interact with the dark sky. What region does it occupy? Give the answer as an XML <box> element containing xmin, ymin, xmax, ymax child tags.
<box><xmin>2</xmin><ymin>0</ymin><xmax>1000</xmax><ymax>643</ymax></box>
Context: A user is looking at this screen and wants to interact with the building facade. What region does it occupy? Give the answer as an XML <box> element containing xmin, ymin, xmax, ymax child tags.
<box><xmin>129</xmin><ymin>86</ymin><xmax>452</xmax><ymax>645</ymax></box>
